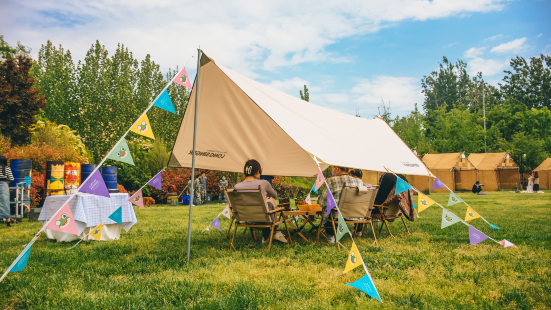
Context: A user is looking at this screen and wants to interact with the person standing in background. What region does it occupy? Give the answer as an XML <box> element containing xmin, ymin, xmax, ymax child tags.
<box><xmin>200</xmin><ymin>171</ymin><xmax>207</xmax><ymax>203</ymax></box>
<box><xmin>526</xmin><ymin>172</ymin><xmax>534</xmax><ymax>193</ymax></box>
<box><xmin>534</xmin><ymin>172</ymin><xmax>540</xmax><ymax>192</ymax></box>
<box><xmin>218</xmin><ymin>176</ymin><xmax>228</xmax><ymax>204</ymax></box>
<box><xmin>0</xmin><ymin>156</ymin><xmax>14</xmax><ymax>227</ymax></box>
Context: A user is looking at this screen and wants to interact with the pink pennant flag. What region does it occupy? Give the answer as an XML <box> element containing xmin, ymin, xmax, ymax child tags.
<box><xmin>498</xmin><ymin>239</ymin><xmax>517</xmax><ymax>248</ymax></box>
<box><xmin>315</xmin><ymin>167</ymin><xmax>325</xmax><ymax>191</ymax></box>
<box><xmin>305</xmin><ymin>193</ymin><xmax>311</xmax><ymax>204</ymax></box>
<box><xmin>432</xmin><ymin>177</ymin><xmax>446</xmax><ymax>190</ymax></box>
<box><xmin>173</xmin><ymin>67</ymin><xmax>192</xmax><ymax>89</ymax></box>
<box><xmin>45</xmin><ymin>203</ymin><xmax>79</xmax><ymax>235</ymax></box>
<box><xmin>128</xmin><ymin>189</ymin><xmax>144</xmax><ymax>208</ymax></box>
<box><xmin>221</xmin><ymin>205</ymin><xmax>231</xmax><ymax>219</ymax></box>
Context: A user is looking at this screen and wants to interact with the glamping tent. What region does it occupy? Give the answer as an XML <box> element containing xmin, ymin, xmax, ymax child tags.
<box><xmin>168</xmin><ymin>53</ymin><xmax>429</xmax><ymax>177</ymax></box>
<box><xmin>534</xmin><ymin>158</ymin><xmax>551</xmax><ymax>190</ymax></box>
<box><xmin>468</xmin><ymin>152</ymin><xmax>520</xmax><ymax>191</ymax></box>
<box><xmin>407</xmin><ymin>154</ymin><xmax>434</xmax><ymax>193</ymax></box>
<box><xmin>421</xmin><ymin>152</ymin><xmax>477</xmax><ymax>193</ymax></box>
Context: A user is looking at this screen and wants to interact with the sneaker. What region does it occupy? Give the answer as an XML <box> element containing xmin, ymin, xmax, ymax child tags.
<box><xmin>355</xmin><ymin>232</ymin><xmax>363</xmax><ymax>238</ymax></box>
<box><xmin>327</xmin><ymin>235</ymin><xmax>335</xmax><ymax>243</ymax></box>
<box><xmin>273</xmin><ymin>231</ymin><xmax>288</xmax><ymax>243</ymax></box>
<box><xmin>262</xmin><ymin>237</ymin><xmax>269</xmax><ymax>244</ymax></box>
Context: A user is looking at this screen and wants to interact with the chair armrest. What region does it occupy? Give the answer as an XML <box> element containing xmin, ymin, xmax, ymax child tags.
<box><xmin>268</xmin><ymin>207</ymin><xmax>285</xmax><ymax>214</ymax></box>
<box><xmin>373</xmin><ymin>204</ymin><xmax>388</xmax><ymax>209</ymax></box>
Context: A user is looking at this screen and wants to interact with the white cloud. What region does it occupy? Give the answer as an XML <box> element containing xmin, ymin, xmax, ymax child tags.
<box><xmin>445</xmin><ymin>42</ymin><xmax>459</xmax><ymax>48</ymax></box>
<box><xmin>467</xmin><ymin>58</ymin><xmax>509</xmax><ymax>76</ymax></box>
<box><xmin>351</xmin><ymin>76</ymin><xmax>423</xmax><ymax>112</ymax></box>
<box><xmin>464</xmin><ymin>47</ymin><xmax>486</xmax><ymax>58</ymax></box>
<box><xmin>537</xmin><ymin>33</ymin><xmax>543</xmax><ymax>38</ymax></box>
<box><xmin>322</xmin><ymin>93</ymin><xmax>351</xmax><ymax>104</ymax></box>
<box><xmin>490</xmin><ymin>37</ymin><xmax>528</xmax><ymax>54</ymax></box>
<box><xmin>267</xmin><ymin>77</ymin><xmax>321</xmax><ymax>94</ymax></box>
<box><xmin>483</xmin><ymin>34</ymin><xmax>503</xmax><ymax>41</ymax></box>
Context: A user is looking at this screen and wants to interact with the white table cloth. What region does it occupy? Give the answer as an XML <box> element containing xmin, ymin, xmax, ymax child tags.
<box><xmin>39</xmin><ymin>193</ymin><xmax>137</xmax><ymax>242</ymax></box>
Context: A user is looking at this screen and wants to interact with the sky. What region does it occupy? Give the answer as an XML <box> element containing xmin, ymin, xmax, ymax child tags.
<box><xmin>1</xmin><ymin>0</ymin><xmax>550</xmax><ymax>118</ymax></box>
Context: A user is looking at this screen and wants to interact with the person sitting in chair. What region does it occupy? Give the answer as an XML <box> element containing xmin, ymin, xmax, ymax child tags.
<box><xmin>234</xmin><ymin>159</ymin><xmax>287</xmax><ymax>244</ymax></box>
<box><xmin>318</xmin><ymin>166</ymin><xmax>365</xmax><ymax>242</ymax></box>
<box><xmin>472</xmin><ymin>181</ymin><xmax>483</xmax><ymax>194</ymax></box>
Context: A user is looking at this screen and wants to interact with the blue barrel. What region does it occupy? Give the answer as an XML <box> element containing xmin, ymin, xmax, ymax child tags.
<box><xmin>182</xmin><ymin>195</ymin><xmax>190</xmax><ymax>205</ymax></box>
<box><xmin>81</xmin><ymin>164</ymin><xmax>97</xmax><ymax>184</ymax></box>
<box><xmin>9</xmin><ymin>159</ymin><xmax>32</xmax><ymax>187</ymax></box>
<box><xmin>101</xmin><ymin>166</ymin><xmax>118</xmax><ymax>193</ymax></box>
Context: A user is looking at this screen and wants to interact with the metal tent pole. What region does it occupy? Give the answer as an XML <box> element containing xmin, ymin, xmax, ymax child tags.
<box><xmin>483</xmin><ymin>82</ymin><xmax>486</xmax><ymax>152</ymax></box>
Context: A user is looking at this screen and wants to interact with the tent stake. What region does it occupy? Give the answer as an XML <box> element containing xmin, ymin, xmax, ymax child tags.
<box><xmin>187</xmin><ymin>48</ymin><xmax>201</xmax><ymax>263</ymax></box>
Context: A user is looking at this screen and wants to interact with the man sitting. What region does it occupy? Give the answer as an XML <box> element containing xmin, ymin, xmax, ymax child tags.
<box><xmin>472</xmin><ymin>181</ymin><xmax>483</xmax><ymax>194</ymax></box>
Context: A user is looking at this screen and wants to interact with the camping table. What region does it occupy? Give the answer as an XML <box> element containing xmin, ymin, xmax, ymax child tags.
<box><xmin>39</xmin><ymin>193</ymin><xmax>137</xmax><ymax>242</ymax></box>
<box><xmin>281</xmin><ymin>210</ymin><xmax>321</xmax><ymax>242</ymax></box>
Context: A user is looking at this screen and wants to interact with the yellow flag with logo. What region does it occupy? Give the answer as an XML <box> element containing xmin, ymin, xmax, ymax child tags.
<box><xmin>131</xmin><ymin>114</ymin><xmax>155</xmax><ymax>139</ymax></box>
<box><xmin>344</xmin><ymin>242</ymin><xmax>363</xmax><ymax>274</ymax></box>
<box><xmin>89</xmin><ymin>223</ymin><xmax>103</xmax><ymax>241</ymax></box>
<box><xmin>465</xmin><ymin>206</ymin><xmax>480</xmax><ymax>222</ymax></box>
<box><xmin>417</xmin><ymin>193</ymin><xmax>434</xmax><ymax>213</ymax></box>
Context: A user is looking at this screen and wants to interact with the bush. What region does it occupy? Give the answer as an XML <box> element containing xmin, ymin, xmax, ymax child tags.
<box><xmin>272</xmin><ymin>176</ymin><xmax>310</xmax><ymax>199</ymax></box>
<box><xmin>30</xmin><ymin>172</ymin><xmax>44</xmax><ymax>208</ymax></box>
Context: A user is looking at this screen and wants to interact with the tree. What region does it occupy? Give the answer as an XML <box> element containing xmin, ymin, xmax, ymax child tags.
<box><xmin>421</xmin><ymin>57</ymin><xmax>471</xmax><ymax>112</ymax></box>
<box><xmin>299</xmin><ymin>85</ymin><xmax>309</xmax><ymax>102</ymax></box>
<box><xmin>0</xmin><ymin>54</ymin><xmax>47</xmax><ymax>143</ymax></box>
<box><xmin>392</xmin><ymin>104</ymin><xmax>432</xmax><ymax>155</ymax></box>
<box><xmin>501</xmin><ymin>54</ymin><xmax>551</xmax><ymax>109</ymax></box>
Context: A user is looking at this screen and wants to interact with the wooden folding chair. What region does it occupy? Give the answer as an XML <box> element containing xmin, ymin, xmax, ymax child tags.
<box><xmin>226</xmin><ymin>186</ymin><xmax>292</xmax><ymax>251</ymax></box>
<box><xmin>316</xmin><ymin>184</ymin><xmax>378</xmax><ymax>246</ymax></box>
<box><xmin>373</xmin><ymin>201</ymin><xmax>410</xmax><ymax>238</ymax></box>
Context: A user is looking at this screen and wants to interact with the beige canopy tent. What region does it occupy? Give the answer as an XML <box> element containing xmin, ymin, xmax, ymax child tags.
<box><xmin>168</xmin><ymin>53</ymin><xmax>429</xmax><ymax>177</ymax></box>
<box><xmin>534</xmin><ymin>158</ymin><xmax>551</xmax><ymax>190</ymax></box>
<box><xmin>468</xmin><ymin>152</ymin><xmax>519</xmax><ymax>191</ymax></box>
<box><xmin>421</xmin><ymin>152</ymin><xmax>477</xmax><ymax>193</ymax></box>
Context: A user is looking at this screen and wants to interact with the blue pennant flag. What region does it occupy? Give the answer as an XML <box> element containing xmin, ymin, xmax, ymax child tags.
<box><xmin>395</xmin><ymin>177</ymin><xmax>411</xmax><ymax>195</ymax></box>
<box><xmin>412</xmin><ymin>200</ymin><xmax>416</xmax><ymax>209</ymax></box>
<box><xmin>489</xmin><ymin>223</ymin><xmax>499</xmax><ymax>230</ymax></box>
<box><xmin>108</xmin><ymin>206</ymin><xmax>123</xmax><ymax>225</ymax></box>
<box><xmin>11</xmin><ymin>246</ymin><xmax>32</xmax><ymax>272</ymax></box>
<box><xmin>311</xmin><ymin>182</ymin><xmax>318</xmax><ymax>194</ymax></box>
<box><xmin>153</xmin><ymin>89</ymin><xmax>176</xmax><ymax>113</ymax></box>
<box><xmin>347</xmin><ymin>274</ymin><xmax>381</xmax><ymax>302</ymax></box>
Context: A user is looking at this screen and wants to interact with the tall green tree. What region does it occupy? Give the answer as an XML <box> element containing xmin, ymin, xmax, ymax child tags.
<box><xmin>501</xmin><ymin>54</ymin><xmax>551</xmax><ymax>109</ymax></box>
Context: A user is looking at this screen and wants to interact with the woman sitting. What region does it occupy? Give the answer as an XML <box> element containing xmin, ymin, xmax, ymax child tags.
<box><xmin>234</xmin><ymin>159</ymin><xmax>287</xmax><ymax>244</ymax></box>
<box><xmin>318</xmin><ymin>166</ymin><xmax>365</xmax><ymax>242</ymax></box>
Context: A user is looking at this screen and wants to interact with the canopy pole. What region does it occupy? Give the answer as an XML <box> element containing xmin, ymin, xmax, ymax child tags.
<box><xmin>187</xmin><ymin>48</ymin><xmax>201</xmax><ymax>263</ymax></box>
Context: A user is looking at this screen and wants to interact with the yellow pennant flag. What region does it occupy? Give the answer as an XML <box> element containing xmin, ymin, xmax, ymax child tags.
<box><xmin>465</xmin><ymin>206</ymin><xmax>480</xmax><ymax>222</ymax></box>
<box><xmin>344</xmin><ymin>242</ymin><xmax>363</xmax><ymax>274</ymax></box>
<box><xmin>131</xmin><ymin>114</ymin><xmax>155</xmax><ymax>139</ymax></box>
<box><xmin>89</xmin><ymin>223</ymin><xmax>103</xmax><ymax>241</ymax></box>
<box><xmin>418</xmin><ymin>193</ymin><xmax>435</xmax><ymax>213</ymax></box>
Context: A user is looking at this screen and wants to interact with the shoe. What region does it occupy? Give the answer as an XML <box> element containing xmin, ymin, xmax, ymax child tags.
<box><xmin>327</xmin><ymin>235</ymin><xmax>335</xmax><ymax>243</ymax></box>
<box><xmin>355</xmin><ymin>232</ymin><xmax>363</xmax><ymax>237</ymax></box>
<box><xmin>273</xmin><ymin>231</ymin><xmax>288</xmax><ymax>243</ymax></box>
<box><xmin>262</xmin><ymin>238</ymin><xmax>269</xmax><ymax>244</ymax></box>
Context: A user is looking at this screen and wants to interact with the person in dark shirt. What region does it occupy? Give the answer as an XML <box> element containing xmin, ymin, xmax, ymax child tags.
<box><xmin>472</xmin><ymin>181</ymin><xmax>483</xmax><ymax>194</ymax></box>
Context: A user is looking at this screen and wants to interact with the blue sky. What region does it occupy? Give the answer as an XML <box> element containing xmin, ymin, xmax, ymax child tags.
<box><xmin>1</xmin><ymin>0</ymin><xmax>550</xmax><ymax>118</ymax></box>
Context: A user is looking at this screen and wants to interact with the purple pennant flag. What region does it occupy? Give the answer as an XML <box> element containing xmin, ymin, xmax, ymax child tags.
<box><xmin>469</xmin><ymin>226</ymin><xmax>489</xmax><ymax>245</ymax></box>
<box><xmin>326</xmin><ymin>190</ymin><xmax>337</xmax><ymax>216</ymax></box>
<box><xmin>79</xmin><ymin>170</ymin><xmax>110</xmax><ymax>198</ymax></box>
<box><xmin>147</xmin><ymin>172</ymin><xmax>162</xmax><ymax>190</ymax></box>
<box><xmin>432</xmin><ymin>177</ymin><xmax>446</xmax><ymax>190</ymax></box>
<box><xmin>210</xmin><ymin>217</ymin><xmax>221</xmax><ymax>231</ymax></box>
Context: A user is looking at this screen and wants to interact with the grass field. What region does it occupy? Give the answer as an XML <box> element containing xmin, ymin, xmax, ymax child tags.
<box><xmin>1</xmin><ymin>191</ymin><xmax>550</xmax><ymax>309</ymax></box>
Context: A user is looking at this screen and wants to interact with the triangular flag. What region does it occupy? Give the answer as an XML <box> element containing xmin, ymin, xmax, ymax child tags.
<box><xmin>221</xmin><ymin>205</ymin><xmax>231</xmax><ymax>219</ymax></box>
<box><xmin>78</xmin><ymin>170</ymin><xmax>110</xmax><ymax>198</ymax></box>
<box><xmin>107</xmin><ymin>138</ymin><xmax>135</xmax><ymax>165</ymax></box>
<box><xmin>344</xmin><ymin>242</ymin><xmax>362</xmax><ymax>274</ymax></box>
<box><xmin>11</xmin><ymin>246</ymin><xmax>32</xmax><ymax>272</ymax></box>
<box><xmin>326</xmin><ymin>190</ymin><xmax>336</xmax><ymax>216</ymax></box>
<box><xmin>469</xmin><ymin>226</ymin><xmax>489</xmax><ymax>245</ymax></box>
<box><xmin>315</xmin><ymin>167</ymin><xmax>325</xmax><ymax>191</ymax></box>
<box><xmin>347</xmin><ymin>274</ymin><xmax>381</xmax><ymax>302</ymax></box>
<box><xmin>336</xmin><ymin>213</ymin><xmax>350</xmax><ymax>242</ymax></box>
<box><xmin>108</xmin><ymin>207</ymin><xmax>123</xmax><ymax>225</ymax></box>
<box><xmin>210</xmin><ymin>217</ymin><xmax>221</xmax><ymax>231</ymax></box>
<box><xmin>447</xmin><ymin>192</ymin><xmax>462</xmax><ymax>206</ymax></box>
<box><xmin>498</xmin><ymin>239</ymin><xmax>517</xmax><ymax>248</ymax></box>
<box><xmin>311</xmin><ymin>182</ymin><xmax>318</xmax><ymax>194</ymax></box>
<box><xmin>153</xmin><ymin>89</ymin><xmax>176</xmax><ymax>113</ymax></box>
<box><xmin>147</xmin><ymin>172</ymin><xmax>163</xmax><ymax>190</ymax></box>
<box><xmin>305</xmin><ymin>193</ymin><xmax>311</xmax><ymax>205</ymax></box>
<box><xmin>173</xmin><ymin>67</ymin><xmax>192</xmax><ymax>89</ymax></box>
<box><xmin>465</xmin><ymin>206</ymin><xmax>480</xmax><ymax>222</ymax></box>
<box><xmin>202</xmin><ymin>226</ymin><xmax>210</xmax><ymax>232</ymax></box>
<box><xmin>89</xmin><ymin>223</ymin><xmax>103</xmax><ymax>241</ymax></box>
<box><xmin>131</xmin><ymin>114</ymin><xmax>155</xmax><ymax>139</ymax></box>
<box><xmin>489</xmin><ymin>223</ymin><xmax>499</xmax><ymax>230</ymax></box>
<box><xmin>432</xmin><ymin>177</ymin><xmax>446</xmax><ymax>190</ymax></box>
<box><xmin>128</xmin><ymin>189</ymin><xmax>144</xmax><ymax>208</ymax></box>
<box><xmin>417</xmin><ymin>193</ymin><xmax>434</xmax><ymax>213</ymax></box>
<box><xmin>394</xmin><ymin>177</ymin><xmax>411</xmax><ymax>195</ymax></box>
<box><xmin>441</xmin><ymin>209</ymin><xmax>461</xmax><ymax>229</ymax></box>
<box><xmin>45</xmin><ymin>203</ymin><xmax>79</xmax><ymax>235</ymax></box>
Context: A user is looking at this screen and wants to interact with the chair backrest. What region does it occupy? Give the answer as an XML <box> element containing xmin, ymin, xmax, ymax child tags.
<box><xmin>226</xmin><ymin>186</ymin><xmax>271</xmax><ymax>222</ymax></box>
<box><xmin>338</xmin><ymin>185</ymin><xmax>378</xmax><ymax>218</ymax></box>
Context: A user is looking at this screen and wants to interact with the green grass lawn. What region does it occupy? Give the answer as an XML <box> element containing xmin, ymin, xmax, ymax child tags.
<box><xmin>1</xmin><ymin>191</ymin><xmax>550</xmax><ymax>309</ymax></box>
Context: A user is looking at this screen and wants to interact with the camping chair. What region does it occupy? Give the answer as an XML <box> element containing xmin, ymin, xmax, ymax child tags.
<box><xmin>316</xmin><ymin>184</ymin><xmax>378</xmax><ymax>246</ymax></box>
<box><xmin>226</xmin><ymin>186</ymin><xmax>292</xmax><ymax>251</ymax></box>
<box><xmin>373</xmin><ymin>201</ymin><xmax>410</xmax><ymax>238</ymax></box>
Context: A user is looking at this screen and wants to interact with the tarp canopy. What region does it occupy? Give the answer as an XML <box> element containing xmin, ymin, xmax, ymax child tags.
<box><xmin>168</xmin><ymin>53</ymin><xmax>429</xmax><ymax>177</ymax></box>
<box><xmin>468</xmin><ymin>152</ymin><xmax>518</xmax><ymax>170</ymax></box>
<box><xmin>534</xmin><ymin>158</ymin><xmax>551</xmax><ymax>171</ymax></box>
<box><xmin>422</xmin><ymin>152</ymin><xmax>476</xmax><ymax>171</ymax></box>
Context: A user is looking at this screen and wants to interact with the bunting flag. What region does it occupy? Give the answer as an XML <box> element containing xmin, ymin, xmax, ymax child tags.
<box><xmin>153</xmin><ymin>89</ymin><xmax>176</xmax><ymax>113</ymax></box>
<box><xmin>347</xmin><ymin>274</ymin><xmax>381</xmax><ymax>302</ymax></box>
<box><xmin>147</xmin><ymin>172</ymin><xmax>163</xmax><ymax>190</ymax></box>
<box><xmin>45</xmin><ymin>203</ymin><xmax>80</xmax><ymax>235</ymax></box>
<box><xmin>173</xmin><ymin>67</ymin><xmax>192</xmax><ymax>89</ymax></box>
<box><xmin>441</xmin><ymin>209</ymin><xmax>461</xmax><ymax>229</ymax></box>
<box><xmin>417</xmin><ymin>193</ymin><xmax>435</xmax><ymax>213</ymax></box>
<box><xmin>78</xmin><ymin>170</ymin><xmax>110</xmax><ymax>198</ymax></box>
<box><xmin>344</xmin><ymin>242</ymin><xmax>362</xmax><ymax>274</ymax></box>
<box><xmin>128</xmin><ymin>189</ymin><xmax>144</xmax><ymax>208</ymax></box>
<box><xmin>447</xmin><ymin>192</ymin><xmax>462</xmax><ymax>206</ymax></box>
<box><xmin>326</xmin><ymin>190</ymin><xmax>336</xmax><ymax>216</ymax></box>
<box><xmin>469</xmin><ymin>226</ymin><xmax>489</xmax><ymax>245</ymax></box>
<box><xmin>336</xmin><ymin>213</ymin><xmax>350</xmax><ymax>242</ymax></box>
<box><xmin>432</xmin><ymin>177</ymin><xmax>446</xmax><ymax>190</ymax></box>
<box><xmin>315</xmin><ymin>167</ymin><xmax>325</xmax><ymax>191</ymax></box>
<box><xmin>11</xmin><ymin>246</ymin><xmax>32</xmax><ymax>273</ymax></box>
<box><xmin>107</xmin><ymin>138</ymin><xmax>135</xmax><ymax>166</ymax></box>
<box><xmin>89</xmin><ymin>223</ymin><xmax>103</xmax><ymax>241</ymax></box>
<box><xmin>131</xmin><ymin>114</ymin><xmax>155</xmax><ymax>139</ymax></box>
<box><xmin>311</xmin><ymin>182</ymin><xmax>318</xmax><ymax>194</ymax></box>
<box><xmin>210</xmin><ymin>217</ymin><xmax>221</xmax><ymax>231</ymax></box>
<box><xmin>465</xmin><ymin>206</ymin><xmax>480</xmax><ymax>222</ymax></box>
<box><xmin>395</xmin><ymin>177</ymin><xmax>411</xmax><ymax>195</ymax></box>
<box><xmin>498</xmin><ymin>239</ymin><xmax>517</xmax><ymax>248</ymax></box>
<box><xmin>489</xmin><ymin>223</ymin><xmax>500</xmax><ymax>230</ymax></box>
<box><xmin>202</xmin><ymin>226</ymin><xmax>210</xmax><ymax>232</ymax></box>
<box><xmin>305</xmin><ymin>193</ymin><xmax>311</xmax><ymax>205</ymax></box>
<box><xmin>221</xmin><ymin>205</ymin><xmax>231</xmax><ymax>219</ymax></box>
<box><xmin>108</xmin><ymin>207</ymin><xmax>123</xmax><ymax>225</ymax></box>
